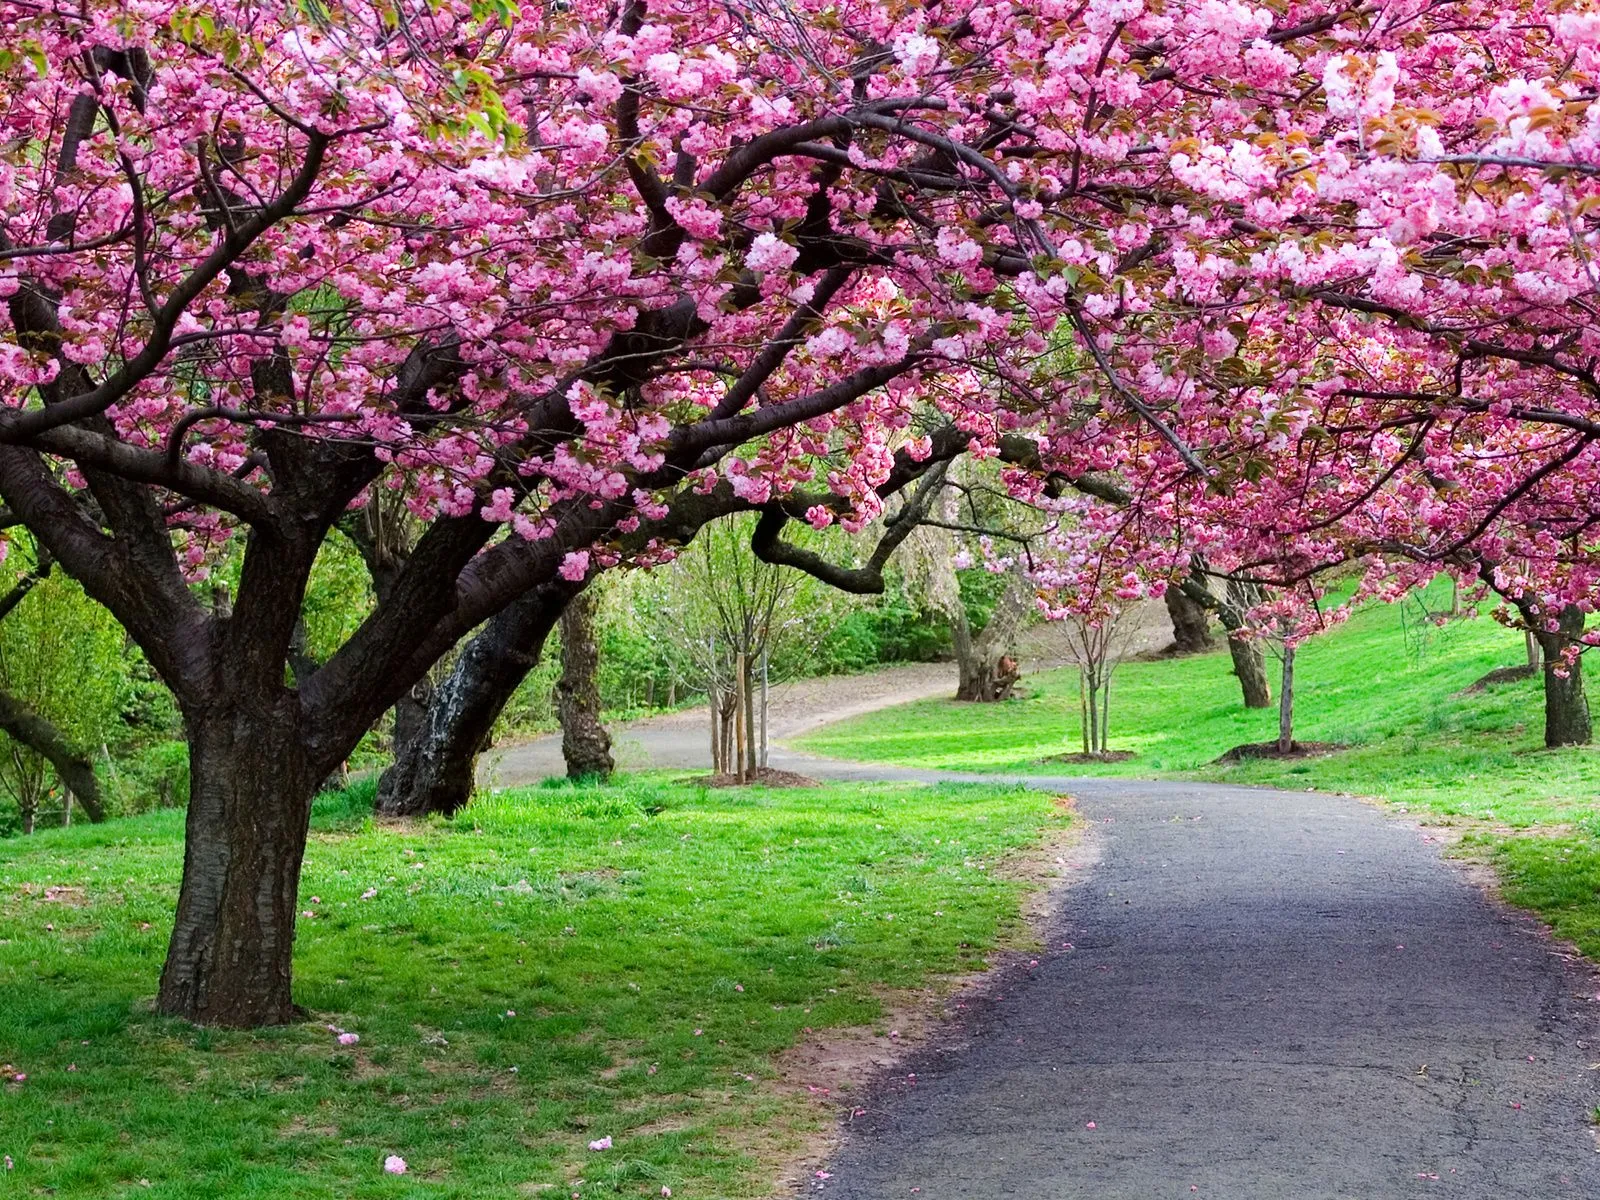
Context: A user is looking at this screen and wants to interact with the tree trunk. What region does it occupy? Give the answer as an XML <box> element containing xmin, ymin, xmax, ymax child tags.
<box><xmin>1225</xmin><ymin>632</ymin><xmax>1272</xmax><ymax>709</ymax></box>
<box><xmin>732</xmin><ymin>652</ymin><xmax>748</xmax><ymax>783</ymax></box>
<box><xmin>759</xmin><ymin>651</ymin><xmax>769</xmax><ymax>768</ymax></box>
<box><xmin>556</xmin><ymin>589</ymin><xmax>614</xmax><ymax>780</ymax></box>
<box><xmin>1163</xmin><ymin>586</ymin><xmax>1215</xmax><ymax>654</ymax></box>
<box><xmin>1179</xmin><ymin>573</ymin><xmax>1271</xmax><ymax>708</ymax></box>
<box><xmin>1217</xmin><ymin>580</ymin><xmax>1272</xmax><ymax>709</ymax></box>
<box><xmin>0</xmin><ymin>688</ymin><xmax>105</xmax><ymax>821</ymax></box>
<box><xmin>1078</xmin><ymin>667</ymin><xmax>1089</xmax><ymax>755</ymax></box>
<box><xmin>1535</xmin><ymin>605</ymin><xmax>1591</xmax><ymax>748</ymax></box>
<box><xmin>1087</xmin><ymin>671</ymin><xmax>1100</xmax><ymax>754</ymax></box>
<box><xmin>157</xmin><ymin>696</ymin><xmax>315</xmax><ymax>1027</ymax></box>
<box><xmin>742</xmin><ymin>653</ymin><xmax>757</xmax><ymax>777</ymax></box>
<box><xmin>952</xmin><ymin>602</ymin><xmax>981</xmax><ymax>699</ymax></box>
<box><xmin>953</xmin><ymin>572</ymin><xmax>1031</xmax><ymax>701</ymax></box>
<box><xmin>1099</xmin><ymin>670</ymin><xmax>1112</xmax><ymax>753</ymax></box>
<box><xmin>708</xmin><ymin>683</ymin><xmax>722</xmax><ymax>773</ymax></box>
<box><xmin>388</xmin><ymin>677</ymin><xmax>432</xmax><ymax>776</ymax></box>
<box><xmin>376</xmin><ymin>583</ymin><xmax>571</xmax><ymax>816</ymax></box>
<box><xmin>719</xmin><ymin>689</ymin><xmax>734</xmax><ymax>773</ymax></box>
<box><xmin>1278</xmin><ymin>644</ymin><xmax>1295</xmax><ymax>754</ymax></box>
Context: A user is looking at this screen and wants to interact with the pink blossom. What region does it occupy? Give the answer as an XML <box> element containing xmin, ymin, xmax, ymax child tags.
<box><xmin>383</xmin><ymin>1155</ymin><xmax>407</xmax><ymax>1175</ymax></box>
<box><xmin>559</xmin><ymin>551</ymin><xmax>590</xmax><ymax>582</ymax></box>
<box><xmin>746</xmin><ymin>232</ymin><xmax>800</xmax><ymax>274</ymax></box>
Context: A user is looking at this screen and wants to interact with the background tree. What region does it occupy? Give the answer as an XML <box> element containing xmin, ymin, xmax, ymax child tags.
<box><xmin>888</xmin><ymin>458</ymin><xmax>1046</xmax><ymax>702</ymax></box>
<box><xmin>1060</xmin><ymin>605</ymin><xmax>1138</xmax><ymax>758</ymax></box>
<box><xmin>1163</xmin><ymin>586</ymin><xmax>1215</xmax><ymax>656</ymax></box>
<box><xmin>1177</xmin><ymin>571</ymin><xmax>1273</xmax><ymax>710</ymax></box>
<box><xmin>650</xmin><ymin>514</ymin><xmax>859</xmax><ymax>778</ymax></box>
<box><xmin>0</xmin><ymin>545</ymin><xmax>127</xmax><ymax>830</ymax></box>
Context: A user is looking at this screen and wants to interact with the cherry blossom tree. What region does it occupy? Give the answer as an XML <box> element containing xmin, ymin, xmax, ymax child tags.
<box><xmin>0</xmin><ymin>0</ymin><xmax>1155</xmax><ymax>1025</ymax></box>
<box><xmin>6</xmin><ymin>0</ymin><xmax>1600</xmax><ymax>1030</ymax></box>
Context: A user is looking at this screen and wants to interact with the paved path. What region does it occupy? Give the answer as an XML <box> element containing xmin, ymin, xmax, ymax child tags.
<box><xmin>483</xmin><ymin>662</ymin><xmax>963</xmax><ymax>782</ymax></box>
<box><xmin>818</xmin><ymin>775</ymin><xmax>1600</xmax><ymax>1199</ymax></box>
<box><xmin>489</xmin><ymin>692</ymin><xmax>1600</xmax><ymax>1198</ymax></box>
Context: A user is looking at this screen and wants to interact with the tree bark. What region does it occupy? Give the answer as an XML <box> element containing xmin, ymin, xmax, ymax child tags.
<box><xmin>708</xmin><ymin>681</ymin><xmax>723</xmax><ymax>773</ymax></box>
<box><xmin>157</xmin><ymin>694</ymin><xmax>315</xmax><ymax>1027</ymax></box>
<box><xmin>1163</xmin><ymin>585</ymin><xmax>1215</xmax><ymax>654</ymax></box>
<box><xmin>0</xmin><ymin>688</ymin><xmax>105</xmax><ymax>822</ymax></box>
<box><xmin>388</xmin><ymin>677</ymin><xmax>432</xmax><ymax>775</ymax></box>
<box><xmin>1226</xmin><ymin>634</ymin><xmax>1272</xmax><ymax>710</ymax></box>
<box><xmin>759</xmin><ymin>651</ymin><xmax>769</xmax><ymax>768</ymax></box>
<box><xmin>1100</xmin><ymin>670</ymin><xmax>1112</xmax><ymax>753</ymax></box>
<box><xmin>1196</xmin><ymin>579</ymin><xmax>1268</xmax><ymax>709</ymax></box>
<box><xmin>742</xmin><ymin>653</ymin><xmax>757</xmax><ymax>776</ymax></box>
<box><xmin>376</xmin><ymin>583</ymin><xmax>574</xmax><ymax>816</ymax></box>
<box><xmin>556</xmin><ymin>589</ymin><xmax>613</xmax><ymax>780</ymax></box>
<box><xmin>1534</xmin><ymin>605</ymin><xmax>1591</xmax><ymax>748</ymax></box>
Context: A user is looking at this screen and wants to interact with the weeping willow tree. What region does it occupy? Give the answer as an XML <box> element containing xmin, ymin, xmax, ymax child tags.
<box><xmin>892</xmin><ymin>458</ymin><xmax>1039</xmax><ymax>701</ymax></box>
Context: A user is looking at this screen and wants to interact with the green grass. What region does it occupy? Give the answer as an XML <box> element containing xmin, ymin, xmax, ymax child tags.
<box><xmin>798</xmin><ymin>586</ymin><xmax>1600</xmax><ymax>828</ymax></box>
<box><xmin>0</xmin><ymin>775</ymin><xmax>1062</xmax><ymax>1199</ymax></box>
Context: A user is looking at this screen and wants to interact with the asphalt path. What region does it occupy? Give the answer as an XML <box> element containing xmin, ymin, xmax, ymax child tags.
<box><xmin>490</xmin><ymin>698</ymin><xmax>1600</xmax><ymax>1198</ymax></box>
<box><xmin>816</xmin><ymin>774</ymin><xmax>1600</xmax><ymax>1200</ymax></box>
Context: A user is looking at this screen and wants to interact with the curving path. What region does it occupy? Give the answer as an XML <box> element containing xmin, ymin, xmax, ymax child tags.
<box><xmin>490</xmin><ymin>683</ymin><xmax>1600</xmax><ymax>1199</ymax></box>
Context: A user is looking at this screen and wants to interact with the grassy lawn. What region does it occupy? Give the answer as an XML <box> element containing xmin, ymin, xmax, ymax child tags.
<box><xmin>0</xmin><ymin>776</ymin><xmax>1063</xmax><ymax>1199</ymax></box>
<box><xmin>798</xmin><ymin>586</ymin><xmax>1600</xmax><ymax>829</ymax></box>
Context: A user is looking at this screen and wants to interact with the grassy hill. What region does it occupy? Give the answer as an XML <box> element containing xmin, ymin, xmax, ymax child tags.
<box><xmin>798</xmin><ymin>586</ymin><xmax>1599</xmax><ymax>828</ymax></box>
<box><xmin>799</xmin><ymin>586</ymin><xmax>1600</xmax><ymax>969</ymax></box>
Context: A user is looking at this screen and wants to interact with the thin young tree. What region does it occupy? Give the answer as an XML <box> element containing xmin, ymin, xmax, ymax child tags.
<box><xmin>649</xmin><ymin>514</ymin><xmax>857</xmax><ymax>779</ymax></box>
<box><xmin>1059</xmin><ymin>607</ymin><xmax>1137</xmax><ymax>758</ymax></box>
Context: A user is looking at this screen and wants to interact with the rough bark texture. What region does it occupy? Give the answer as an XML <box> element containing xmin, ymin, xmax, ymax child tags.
<box><xmin>954</xmin><ymin>573</ymin><xmax>1031</xmax><ymax>702</ymax></box>
<box><xmin>375</xmin><ymin>583</ymin><xmax>573</xmax><ymax>817</ymax></box>
<box><xmin>0</xmin><ymin>688</ymin><xmax>104</xmax><ymax>822</ymax></box>
<box><xmin>1535</xmin><ymin>605</ymin><xmax>1592</xmax><ymax>747</ymax></box>
<box><xmin>1163</xmin><ymin>585</ymin><xmax>1215</xmax><ymax>654</ymax></box>
<box><xmin>157</xmin><ymin>695</ymin><xmax>315</xmax><ymax>1026</ymax></box>
<box><xmin>556</xmin><ymin>589</ymin><xmax>613</xmax><ymax>780</ymax></box>
<box><xmin>1217</xmin><ymin>581</ymin><xmax>1273</xmax><ymax>709</ymax></box>
<box><xmin>386</xmin><ymin>678</ymin><xmax>432</xmax><ymax>776</ymax></box>
<box><xmin>1225</xmin><ymin>633</ymin><xmax>1272</xmax><ymax>709</ymax></box>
